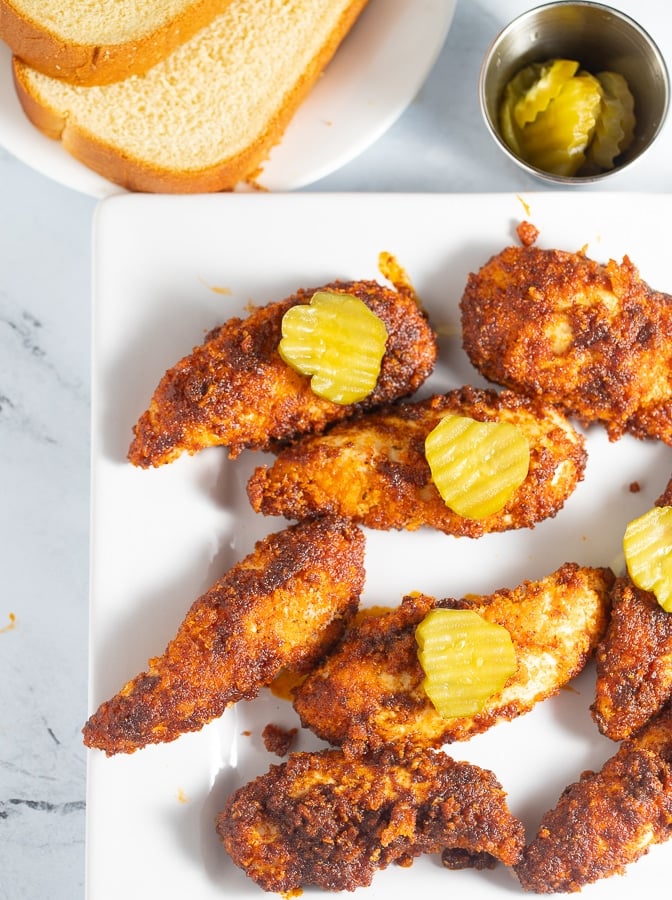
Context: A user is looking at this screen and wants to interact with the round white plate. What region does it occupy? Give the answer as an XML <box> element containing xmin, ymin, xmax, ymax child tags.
<box><xmin>0</xmin><ymin>0</ymin><xmax>456</xmax><ymax>197</ymax></box>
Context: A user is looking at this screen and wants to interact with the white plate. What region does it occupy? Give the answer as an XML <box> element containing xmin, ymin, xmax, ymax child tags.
<box><xmin>0</xmin><ymin>0</ymin><xmax>455</xmax><ymax>197</ymax></box>
<box><xmin>89</xmin><ymin>192</ymin><xmax>672</xmax><ymax>898</ymax></box>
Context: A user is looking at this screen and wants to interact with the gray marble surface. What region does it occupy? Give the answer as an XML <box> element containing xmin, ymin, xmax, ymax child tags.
<box><xmin>1</xmin><ymin>1</ymin><xmax>671</xmax><ymax>897</ymax></box>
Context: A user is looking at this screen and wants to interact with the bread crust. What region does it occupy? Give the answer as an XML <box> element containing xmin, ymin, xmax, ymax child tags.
<box><xmin>0</xmin><ymin>0</ymin><xmax>233</xmax><ymax>85</ymax></box>
<box><xmin>11</xmin><ymin>0</ymin><xmax>371</xmax><ymax>192</ymax></box>
<box><xmin>12</xmin><ymin>63</ymin><xmax>263</xmax><ymax>191</ymax></box>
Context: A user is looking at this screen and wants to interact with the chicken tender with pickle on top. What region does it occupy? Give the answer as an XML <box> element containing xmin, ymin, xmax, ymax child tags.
<box><xmin>247</xmin><ymin>385</ymin><xmax>587</xmax><ymax>538</ymax></box>
<box><xmin>460</xmin><ymin>242</ymin><xmax>672</xmax><ymax>444</ymax></box>
<box><xmin>515</xmin><ymin>702</ymin><xmax>672</xmax><ymax>894</ymax></box>
<box><xmin>591</xmin><ymin>574</ymin><xmax>672</xmax><ymax>741</ymax></box>
<box><xmin>216</xmin><ymin>746</ymin><xmax>526</xmax><ymax>893</ymax></box>
<box><xmin>82</xmin><ymin>518</ymin><xmax>365</xmax><ymax>756</ymax></box>
<box><xmin>128</xmin><ymin>276</ymin><xmax>437</xmax><ymax>468</ymax></box>
<box><xmin>292</xmin><ymin>563</ymin><xmax>613</xmax><ymax>755</ymax></box>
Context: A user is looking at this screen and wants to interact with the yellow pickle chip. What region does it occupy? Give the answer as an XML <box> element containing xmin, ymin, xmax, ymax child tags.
<box><xmin>623</xmin><ymin>506</ymin><xmax>672</xmax><ymax>612</ymax></box>
<box><xmin>520</xmin><ymin>71</ymin><xmax>603</xmax><ymax>176</ymax></box>
<box><xmin>513</xmin><ymin>58</ymin><xmax>579</xmax><ymax>127</ymax></box>
<box><xmin>416</xmin><ymin>608</ymin><xmax>517</xmax><ymax>718</ymax></box>
<box><xmin>586</xmin><ymin>70</ymin><xmax>636</xmax><ymax>171</ymax></box>
<box><xmin>278</xmin><ymin>291</ymin><xmax>388</xmax><ymax>404</ymax></box>
<box><xmin>425</xmin><ymin>414</ymin><xmax>530</xmax><ymax>519</ymax></box>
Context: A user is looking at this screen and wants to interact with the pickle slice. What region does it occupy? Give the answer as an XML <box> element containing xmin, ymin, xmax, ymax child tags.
<box><xmin>623</xmin><ymin>506</ymin><xmax>672</xmax><ymax>612</ymax></box>
<box><xmin>416</xmin><ymin>608</ymin><xmax>517</xmax><ymax>718</ymax></box>
<box><xmin>279</xmin><ymin>291</ymin><xmax>388</xmax><ymax>405</ymax></box>
<box><xmin>520</xmin><ymin>71</ymin><xmax>603</xmax><ymax>176</ymax></box>
<box><xmin>587</xmin><ymin>70</ymin><xmax>636</xmax><ymax>170</ymax></box>
<box><xmin>425</xmin><ymin>414</ymin><xmax>530</xmax><ymax>519</ymax></box>
<box><xmin>513</xmin><ymin>58</ymin><xmax>580</xmax><ymax>127</ymax></box>
<box><xmin>499</xmin><ymin>64</ymin><xmax>541</xmax><ymax>156</ymax></box>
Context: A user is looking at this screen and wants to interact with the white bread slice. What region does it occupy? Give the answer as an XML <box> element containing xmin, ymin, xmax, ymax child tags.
<box><xmin>0</xmin><ymin>0</ymin><xmax>233</xmax><ymax>85</ymax></box>
<box><xmin>12</xmin><ymin>0</ymin><xmax>371</xmax><ymax>193</ymax></box>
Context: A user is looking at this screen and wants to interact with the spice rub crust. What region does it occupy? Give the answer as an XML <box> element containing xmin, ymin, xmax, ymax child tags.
<box><xmin>128</xmin><ymin>278</ymin><xmax>437</xmax><ymax>467</ymax></box>
<box><xmin>248</xmin><ymin>385</ymin><xmax>587</xmax><ymax>538</ymax></box>
<box><xmin>83</xmin><ymin>518</ymin><xmax>365</xmax><ymax>755</ymax></box>
<box><xmin>460</xmin><ymin>245</ymin><xmax>672</xmax><ymax>444</ymax></box>
<box><xmin>293</xmin><ymin>563</ymin><xmax>613</xmax><ymax>755</ymax></box>
<box><xmin>217</xmin><ymin>746</ymin><xmax>526</xmax><ymax>893</ymax></box>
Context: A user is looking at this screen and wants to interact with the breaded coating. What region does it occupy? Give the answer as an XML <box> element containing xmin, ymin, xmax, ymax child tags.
<box><xmin>460</xmin><ymin>244</ymin><xmax>672</xmax><ymax>443</ymax></box>
<box><xmin>656</xmin><ymin>474</ymin><xmax>672</xmax><ymax>507</ymax></box>
<box><xmin>82</xmin><ymin>518</ymin><xmax>365</xmax><ymax>755</ymax></box>
<box><xmin>631</xmin><ymin>699</ymin><xmax>672</xmax><ymax>763</ymax></box>
<box><xmin>128</xmin><ymin>278</ymin><xmax>437</xmax><ymax>467</ymax></box>
<box><xmin>293</xmin><ymin>563</ymin><xmax>613</xmax><ymax>754</ymax></box>
<box><xmin>515</xmin><ymin>703</ymin><xmax>672</xmax><ymax>893</ymax></box>
<box><xmin>591</xmin><ymin>575</ymin><xmax>672</xmax><ymax>741</ymax></box>
<box><xmin>247</xmin><ymin>385</ymin><xmax>587</xmax><ymax>538</ymax></box>
<box><xmin>216</xmin><ymin>746</ymin><xmax>526</xmax><ymax>893</ymax></box>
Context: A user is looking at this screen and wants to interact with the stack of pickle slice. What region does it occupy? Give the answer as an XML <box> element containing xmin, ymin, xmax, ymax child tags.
<box><xmin>499</xmin><ymin>58</ymin><xmax>636</xmax><ymax>176</ymax></box>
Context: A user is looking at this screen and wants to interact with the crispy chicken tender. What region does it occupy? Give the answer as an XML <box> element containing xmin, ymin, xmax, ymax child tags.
<box><xmin>216</xmin><ymin>746</ymin><xmax>526</xmax><ymax>893</ymax></box>
<box><xmin>515</xmin><ymin>702</ymin><xmax>672</xmax><ymax>893</ymax></box>
<box><xmin>247</xmin><ymin>385</ymin><xmax>587</xmax><ymax>538</ymax></box>
<box><xmin>128</xmin><ymin>278</ymin><xmax>437</xmax><ymax>467</ymax></box>
<box><xmin>591</xmin><ymin>574</ymin><xmax>672</xmax><ymax>741</ymax></box>
<box><xmin>293</xmin><ymin>563</ymin><xmax>613</xmax><ymax>755</ymax></box>
<box><xmin>82</xmin><ymin>518</ymin><xmax>365</xmax><ymax>755</ymax></box>
<box><xmin>460</xmin><ymin>243</ymin><xmax>672</xmax><ymax>443</ymax></box>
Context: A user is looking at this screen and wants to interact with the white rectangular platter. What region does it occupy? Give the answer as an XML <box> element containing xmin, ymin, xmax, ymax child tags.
<box><xmin>88</xmin><ymin>192</ymin><xmax>672</xmax><ymax>898</ymax></box>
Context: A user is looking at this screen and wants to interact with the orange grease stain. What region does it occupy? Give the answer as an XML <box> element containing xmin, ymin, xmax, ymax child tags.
<box><xmin>517</xmin><ymin>194</ymin><xmax>532</xmax><ymax>217</ymax></box>
<box><xmin>1</xmin><ymin>612</ymin><xmax>16</xmax><ymax>634</ymax></box>
<box><xmin>198</xmin><ymin>277</ymin><xmax>232</xmax><ymax>295</ymax></box>
<box><xmin>270</xmin><ymin>669</ymin><xmax>306</xmax><ymax>701</ymax></box>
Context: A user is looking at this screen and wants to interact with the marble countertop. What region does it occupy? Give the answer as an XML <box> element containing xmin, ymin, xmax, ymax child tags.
<box><xmin>1</xmin><ymin>1</ymin><xmax>671</xmax><ymax>897</ymax></box>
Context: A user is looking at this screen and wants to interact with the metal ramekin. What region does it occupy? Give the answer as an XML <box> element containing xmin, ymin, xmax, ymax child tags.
<box><xmin>479</xmin><ymin>1</ymin><xmax>669</xmax><ymax>183</ymax></box>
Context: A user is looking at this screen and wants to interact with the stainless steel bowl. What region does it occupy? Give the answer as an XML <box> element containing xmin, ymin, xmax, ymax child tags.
<box><xmin>480</xmin><ymin>1</ymin><xmax>669</xmax><ymax>183</ymax></box>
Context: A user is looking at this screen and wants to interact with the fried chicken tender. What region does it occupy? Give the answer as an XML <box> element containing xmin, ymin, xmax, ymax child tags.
<box><xmin>515</xmin><ymin>702</ymin><xmax>672</xmax><ymax>893</ymax></box>
<box><xmin>216</xmin><ymin>746</ymin><xmax>526</xmax><ymax>893</ymax></box>
<box><xmin>460</xmin><ymin>244</ymin><xmax>672</xmax><ymax>443</ymax></box>
<box><xmin>247</xmin><ymin>385</ymin><xmax>587</xmax><ymax>538</ymax></box>
<box><xmin>591</xmin><ymin>575</ymin><xmax>672</xmax><ymax>741</ymax></box>
<box><xmin>128</xmin><ymin>278</ymin><xmax>437</xmax><ymax>467</ymax></box>
<box><xmin>293</xmin><ymin>563</ymin><xmax>613</xmax><ymax>754</ymax></box>
<box><xmin>82</xmin><ymin>518</ymin><xmax>365</xmax><ymax>755</ymax></box>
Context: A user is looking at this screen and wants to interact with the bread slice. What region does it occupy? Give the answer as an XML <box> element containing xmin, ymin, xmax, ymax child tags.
<box><xmin>0</xmin><ymin>0</ymin><xmax>233</xmax><ymax>85</ymax></box>
<box><xmin>12</xmin><ymin>0</ymin><xmax>371</xmax><ymax>193</ymax></box>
